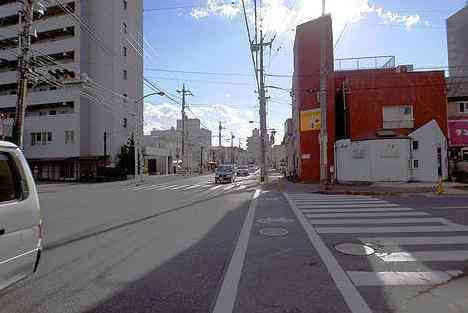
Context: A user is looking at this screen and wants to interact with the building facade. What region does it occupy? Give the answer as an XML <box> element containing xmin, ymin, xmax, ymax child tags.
<box><xmin>447</xmin><ymin>5</ymin><xmax>468</xmax><ymax>174</ymax></box>
<box><xmin>144</xmin><ymin>118</ymin><xmax>212</xmax><ymax>174</ymax></box>
<box><xmin>292</xmin><ymin>15</ymin><xmax>448</xmax><ymax>183</ymax></box>
<box><xmin>0</xmin><ymin>0</ymin><xmax>143</xmax><ymax>180</ymax></box>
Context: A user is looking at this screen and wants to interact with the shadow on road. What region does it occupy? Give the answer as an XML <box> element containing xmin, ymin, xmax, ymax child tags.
<box><xmin>82</xmin><ymin>199</ymin><xmax>250</xmax><ymax>313</ymax></box>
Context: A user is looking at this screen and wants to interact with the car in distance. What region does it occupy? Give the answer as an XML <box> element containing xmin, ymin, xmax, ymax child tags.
<box><xmin>237</xmin><ymin>166</ymin><xmax>249</xmax><ymax>177</ymax></box>
<box><xmin>0</xmin><ymin>141</ymin><xmax>42</xmax><ymax>292</ymax></box>
<box><xmin>215</xmin><ymin>164</ymin><xmax>237</xmax><ymax>183</ymax></box>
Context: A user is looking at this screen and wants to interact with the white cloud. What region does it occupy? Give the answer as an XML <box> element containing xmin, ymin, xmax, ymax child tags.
<box><xmin>190</xmin><ymin>0</ymin><xmax>422</xmax><ymax>32</ymax></box>
<box><xmin>190</xmin><ymin>0</ymin><xmax>240</xmax><ymax>19</ymax></box>
<box><xmin>144</xmin><ymin>101</ymin><xmax>258</xmax><ymax>146</ymax></box>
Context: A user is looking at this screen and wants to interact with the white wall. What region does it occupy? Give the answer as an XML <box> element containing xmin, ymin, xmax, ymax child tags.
<box><xmin>409</xmin><ymin>120</ymin><xmax>448</xmax><ymax>182</ymax></box>
<box><xmin>335</xmin><ymin>139</ymin><xmax>411</xmax><ymax>182</ymax></box>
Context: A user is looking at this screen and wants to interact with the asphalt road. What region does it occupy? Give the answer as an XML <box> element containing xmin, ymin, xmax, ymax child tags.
<box><xmin>0</xmin><ymin>174</ymin><xmax>259</xmax><ymax>313</ymax></box>
<box><xmin>1</xmin><ymin>175</ymin><xmax>467</xmax><ymax>313</ymax></box>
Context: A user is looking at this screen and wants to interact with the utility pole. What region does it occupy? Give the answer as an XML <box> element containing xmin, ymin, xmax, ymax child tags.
<box><xmin>230</xmin><ymin>132</ymin><xmax>234</xmax><ymax>164</ymax></box>
<box><xmin>319</xmin><ymin>4</ymin><xmax>329</xmax><ymax>186</ymax></box>
<box><xmin>103</xmin><ymin>130</ymin><xmax>107</xmax><ymax>166</ymax></box>
<box><xmin>200</xmin><ymin>145</ymin><xmax>203</xmax><ymax>174</ymax></box>
<box><xmin>177</xmin><ymin>84</ymin><xmax>193</xmax><ymax>173</ymax></box>
<box><xmin>13</xmin><ymin>0</ymin><xmax>34</xmax><ymax>148</ymax></box>
<box><xmin>257</xmin><ymin>30</ymin><xmax>272</xmax><ymax>183</ymax></box>
<box><xmin>218</xmin><ymin>121</ymin><xmax>222</xmax><ymax>147</ymax></box>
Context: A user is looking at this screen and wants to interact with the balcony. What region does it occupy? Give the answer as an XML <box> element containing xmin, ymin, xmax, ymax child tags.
<box><xmin>0</xmin><ymin>62</ymin><xmax>79</xmax><ymax>85</ymax></box>
<box><xmin>0</xmin><ymin>85</ymin><xmax>81</xmax><ymax>109</ymax></box>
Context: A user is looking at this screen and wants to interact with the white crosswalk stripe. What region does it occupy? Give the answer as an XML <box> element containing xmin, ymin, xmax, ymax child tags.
<box><xmin>286</xmin><ymin>192</ymin><xmax>468</xmax><ymax>295</ymax></box>
<box><xmin>123</xmin><ymin>181</ymin><xmax>257</xmax><ymax>195</ymax></box>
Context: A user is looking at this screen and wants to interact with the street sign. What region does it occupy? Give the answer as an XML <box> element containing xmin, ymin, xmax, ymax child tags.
<box><xmin>300</xmin><ymin>109</ymin><xmax>321</xmax><ymax>131</ymax></box>
<box><xmin>448</xmin><ymin>120</ymin><xmax>468</xmax><ymax>147</ymax></box>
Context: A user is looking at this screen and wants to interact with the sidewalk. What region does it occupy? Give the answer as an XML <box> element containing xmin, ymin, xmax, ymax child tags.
<box><xmin>316</xmin><ymin>181</ymin><xmax>468</xmax><ymax>196</ymax></box>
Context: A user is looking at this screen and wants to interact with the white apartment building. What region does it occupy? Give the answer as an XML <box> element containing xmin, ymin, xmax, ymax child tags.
<box><xmin>0</xmin><ymin>0</ymin><xmax>143</xmax><ymax>180</ymax></box>
<box><xmin>144</xmin><ymin>118</ymin><xmax>212</xmax><ymax>173</ymax></box>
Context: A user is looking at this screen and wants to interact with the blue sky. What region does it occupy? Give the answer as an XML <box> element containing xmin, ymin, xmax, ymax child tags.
<box><xmin>141</xmin><ymin>0</ymin><xmax>466</xmax><ymax>147</ymax></box>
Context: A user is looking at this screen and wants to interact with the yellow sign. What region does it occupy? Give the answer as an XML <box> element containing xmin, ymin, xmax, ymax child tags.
<box><xmin>300</xmin><ymin>109</ymin><xmax>321</xmax><ymax>131</ymax></box>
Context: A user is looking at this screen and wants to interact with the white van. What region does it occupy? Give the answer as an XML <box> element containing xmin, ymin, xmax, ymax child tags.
<box><xmin>0</xmin><ymin>141</ymin><xmax>42</xmax><ymax>291</ymax></box>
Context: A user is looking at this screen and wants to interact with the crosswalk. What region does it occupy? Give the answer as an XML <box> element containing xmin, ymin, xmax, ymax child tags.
<box><xmin>123</xmin><ymin>180</ymin><xmax>258</xmax><ymax>194</ymax></box>
<box><xmin>285</xmin><ymin>193</ymin><xmax>468</xmax><ymax>307</ymax></box>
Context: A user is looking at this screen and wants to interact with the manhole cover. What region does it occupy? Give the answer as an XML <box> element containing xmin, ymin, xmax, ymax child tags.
<box><xmin>334</xmin><ymin>243</ymin><xmax>375</xmax><ymax>256</ymax></box>
<box><xmin>259</xmin><ymin>228</ymin><xmax>289</xmax><ymax>237</ymax></box>
<box><xmin>257</xmin><ymin>217</ymin><xmax>295</xmax><ymax>224</ymax></box>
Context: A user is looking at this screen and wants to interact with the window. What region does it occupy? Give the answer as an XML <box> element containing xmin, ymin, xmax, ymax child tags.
<box><xmin>123</xmin><ymin>69</ymin><xmax>128</xmax><ymax>80</ymax></box>
<box><xmin>123</xmin><ymin>46</ymin><xmax>127</xmax><ymax>57</ymax></box>
<box><xmin>123</xmin><ymin>0</ymin><xmax>127</xmax><ymax>10</ymax></box>
<box><xmin>122</xmin><ymin>22</ymin><xmax>127</xmax><ymax>34</ymax></box>
<box><xmin>382</xmin><ymin>105</ymin><xmax>414</xmax><ymax>129</ymax></box>
<box><xmin>412</xmin><ymin>140</ymin><xmax>419</xmax><ymax>150</ymax></box>
<box><xmin>65</xmin><ymin>130</ymin><xmax>74</xmax><ymax>144</ymax></box>
<box><xmin>459</xmin><ymin>102</ymin><xmax>468</xmax><ymax>113</ymax></box>
<box><xmin>123</xmin><ymin>118</ymin><xmax>127</xmax><ymax>128</ymax></box>
<box><xmin>31</xmin><ymin>132</ymin><xmax>52</xmax><ymax>146</ymax></box>
<box><xmin>0</xmin><ymin>153</ymin><xmax>20</xmax><ymax>202</ymax></box>
<box><xmin>413</xmin><ymin>159</ymin><xmax>419</xmax><ymax>169</ymax></box>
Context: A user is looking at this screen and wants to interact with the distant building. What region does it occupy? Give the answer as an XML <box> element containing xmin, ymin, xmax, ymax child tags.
<box><xmin>246</xmin><ymin>128</ymin><xmax>272</xmax><ymax>166</ymax></box>
<box><xmin>271</xmin><ymin>144</ymin><xmax>286</xmax><ymax>172</ymax></box>
<box><xmin>144</xmin><ymin>118</ymin><xmax>212</xmax><ymax>174</ymax></box>
<box><xmin>0</xmin><ymin>0</ymin><xmax>143</xmax><ymax>181</ymax></box>
<box><xmin>447</xmin><ymin>5</ymin><xmax>468</xmax><ymax>169</ymax></box>
<box><xmin>292</xmin><ymin>15</ymin><xmax>448</xmax><ymax>183</ymax></box>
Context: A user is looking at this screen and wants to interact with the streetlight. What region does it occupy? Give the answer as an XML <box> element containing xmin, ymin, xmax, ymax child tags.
<box><xmin>132</xmin><ymin>91</ymin><xmax>167</xmax><ymax>185</ymax></box>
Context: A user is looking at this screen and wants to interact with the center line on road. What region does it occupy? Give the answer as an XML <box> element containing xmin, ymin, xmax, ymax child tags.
<box><xmin>212</xmin><ymin>189</ymin><xmax>261</xmax><ymax>313</ymax></box>
<box><xmin>284</xmin><ymin>193</ymin><xmax>373</xmax><ymax>313</ymax></box>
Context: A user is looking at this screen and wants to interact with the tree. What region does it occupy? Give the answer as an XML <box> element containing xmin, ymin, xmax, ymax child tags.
<box><xmin>117</xmin><ymin>135</ymin><xmax>135</xmax><ymax>175</ymax></box>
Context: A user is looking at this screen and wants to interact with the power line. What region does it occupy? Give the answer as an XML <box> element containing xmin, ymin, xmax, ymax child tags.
<box><xmin>145</xmin><ymin>75</ymin><xmax>256</xmax><ymax>87</ymax></box>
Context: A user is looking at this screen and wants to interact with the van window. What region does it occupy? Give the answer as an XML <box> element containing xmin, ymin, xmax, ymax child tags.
<box><xmin>0</xmin><ymin>153</ymin><xmax>20</xmax><ymax>202</ymax></box>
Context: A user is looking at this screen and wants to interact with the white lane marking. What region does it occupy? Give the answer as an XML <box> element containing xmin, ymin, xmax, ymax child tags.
<box><xmin>223</xmin><ymin>184</ymin><xmax>236</xmax><ymax>191</ymax></box>
<box><xmin>170</xmin><ymin>185</ymin><xmax>190</xmax><ymax>190</ymax></box>
<box><xmin>209</xmin><ymin>185</ymin><xmax>223</xmax><ymax>191</ymax></box>
<box><xmin>301</xmin><ymin>207</ymin><xmax>414</xmax><ymax>213</ymax></box>
<box><xmin>297</xmin><ymin>204</ymin><xmax>399</xmax><ymax>208</ymax></box>
<box><xmin>316</xmin><ymin>225</ymin><xmax>468</xmax><ymax>234</ymax></box>
<box><xmin>158</xmin><ymin>185</ymin><xmax>179</xmax><ymax>190</ymax></box>
<box><xmin>293</xmin><ymin>198</ymin><xmax>382</xmax><ymax>202</ymax></box>
<box><xmin>348</xmin><ymin>271</ymin><xmax>463</xmax><ymax>286</ymax></box>
<box><xmin>288</xmin><ymin>194</ymin><xmax>371</xmax><ymax>198</ymax></box>
<box><xmin>307</xmin><ymin>217</ymin><xmax>448</xmax><ymax>225</ymax></box>
<box><xmin>359</xmin><ymin>236</ymin><xmax>468</xmax><ymax>246</ymax></box>
<box><xmin>376</xmin><ymin>250</ymin><xmax>468</xmax><ymax>262</ymax></box>
<box><xmin>294</xmin><ymin>201</ymin><xmax>388</xmax><ymax>205</ymax></box>
<box><xmin>185</xmin><ymin>184</ymin><xmax>201</xmax><ymax>190</ymax></box>
<box><xmin>235</xmin><ymin>185</ymin><xmax>247</xmax><ymax>191</ymax></box>
<box><xmin>137</xmin><ymin>184</ymin><xmax>165</xmax><ymax>191</ymax></box>
<box><xmin>128</xmin><ymin>185</ymin><xmax>153</xmax><ymax>190</ymax></box>
<box><xmin>212</xmin><ymin>189</ymin><xmax>261</xmax><ymax>313</ymax></box>
<box><xmin>304</xmin><ymin>212</ymin><xmax>429</xmax><ymax>218</ymax></box>
<box><xmin>284</xmin><ymin>193</ymin><xmax>372</xmax><ymax>313</ymax></box>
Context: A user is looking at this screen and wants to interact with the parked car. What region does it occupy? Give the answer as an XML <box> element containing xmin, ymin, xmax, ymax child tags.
<box><xmin>215</xmin><ymin>164</ymin><xmax>237</xmax><ymax>183</ymax></box>
<box><xmin>0</xmin><ymin>141</ymin><xmax>42</xmax><ymax>292</ymax></box>
<box><xmin>237</xmin><ymin>166</ymin><xmax>249</xmax><ymax>177</ymax></box>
